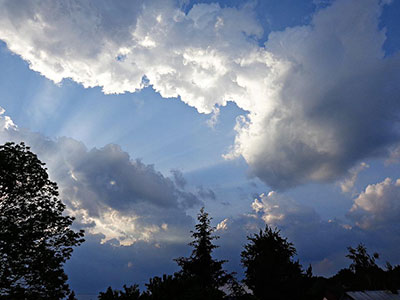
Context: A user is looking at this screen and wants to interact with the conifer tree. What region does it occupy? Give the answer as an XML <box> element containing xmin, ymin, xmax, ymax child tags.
<box><xmin>175</xmin><ymin>208</ymin><xmax>231</xmax><ymax>299</ymax></box>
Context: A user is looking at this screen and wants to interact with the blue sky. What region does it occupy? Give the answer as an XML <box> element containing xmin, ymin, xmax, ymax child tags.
<box><xmin>0</xmin><ymin>0</ymin><xmax>399</xmax><ymax>297</ymax></box>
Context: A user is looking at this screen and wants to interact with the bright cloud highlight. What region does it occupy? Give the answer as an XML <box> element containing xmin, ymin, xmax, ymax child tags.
<box><xmin>0</xmin><ymin>0</ymin><xmax>399</xmax><ymax>189</ymax></box>
<box><xmin>0</xmin><ymin>107</ymin><xmax>197</xmax><ymax>246</ymax></box>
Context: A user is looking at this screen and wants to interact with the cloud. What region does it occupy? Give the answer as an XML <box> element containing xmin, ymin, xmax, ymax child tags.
<box><xmin>339</xmin><ymin>162</ymin><xmax>369</xmax><ymax>193</ymax></box>
<box><xmin>0</xmin><ymin>0</ymin><xmax>399</xmax><ymax>190</ymax></box>
<box><xmin>385</xmin><ymin>145</ymin><xmax>400</xmax><ymax>165</ymax></box>
<box><xmin>196</xmin><ymin>185</ymin><xmax>216</xmax><ymax>200</ymax></box>
<box><xmin>348</xmin><ymin>177</ymin><xmax>400</xmax><ymax>230</ymax></box>
<box><xmin>230</xmin><ymin>0</ymin><xmax>400</xmax><ymax>189</ymax></box>
<box><xmin>217</xmin><ymin>189</ymin><xmax>400</xmax><ymax>276</ymax></box>
<box><xmin>0</xmin><ymin>107</ymin><xmax>16</xmax><ymax>130</ymax></box>
<box><xmin>214</xmin><ymin>191</ymin><xmax>352</xmax><ymax>276</ymax></box>
<box><xmin>0</xmin><ymin>107</ymin><xmax>198</xmax><ymax>246</ymax></box>
<box><xmin>216</xmin><ymin>218</ymin><xmax>228</xmax><ymax>231</ymax></box>
<box><xmin>251</xmin><ymin>191</ymin><xmax>320</xmax><ymax>226</ymax></box>
<box><xmin>171</xmin><ymin>169</ymin><xmax>187</xmax><ymax>189</ymax></box>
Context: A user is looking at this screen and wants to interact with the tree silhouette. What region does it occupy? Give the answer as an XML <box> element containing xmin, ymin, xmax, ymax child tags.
<box><xmin>324</xmin><ymin>243</ymin><xmax>400</xmax><ymax>298</ymax></box>
<box><xmin>98</xmin><ymin>286</ymin><xmax>120</xmax><ymax>300</ymax></box>
<box><xmin>241</xmin><ymin>225</ymin><xmax>304</xmax><ymax>300</ymax></box>
<box><xmin>98</xmin><ymin>284</ymin><xmax>141</xmax><ymax>300</ymax></box>
<box><xmin>142</xmin><ymin>274</ymin><xmax>187</xmax><ymax>300</ymax></box>
<box><xmin>0</xmin><ymin>142</ymin><xmax>84</xmax><ymax>299</ymax></box>
<box><xmin>332</xmin><ymin>243</ymin><xmax>385</xmax><ymax>291</ymax></box>
<box><xmin>67</xmin><ymin>290</ymin><xmax>78</xmax><ymax>300</ymax></box>
<box><xmin>174</xmin><ymin>207</ymin><xmax>231</xmax><ymax>299</ymax></box>
<box><xmin>119</xmin><ymin>284</ymin><xmax>141</xmax><ymax>300</ymax></box>
<box><xmin>346</xmin><ymin>244</ymin><xmax>379</xmax><ymax>273</ymax></box>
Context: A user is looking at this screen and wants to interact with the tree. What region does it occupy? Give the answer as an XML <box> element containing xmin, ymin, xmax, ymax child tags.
<box><xmin>98</xmin><ymin>285</ymin><xmax>141</xmax><ymax>300</ymax></box>
<box><xmin>0</xmin><ymin>142</ymin><xmax>84</xmax><ymax>299</ymax></box>
<box><xmin>174</xmin><ymin>207</ymin><xmax>231</xmax><ymax>299</ymax></box>
<box><xmin>344</xmin><ymin>243</ymin><xmax>384</xmax><ymax>290</ymax></box>
<box><xmin>119</xmin><ymin>284</ymin><xmax>141</xmax><ymax>300</ymax></box>
<box><xmin>98</xmin><ymin>287</ymin><xmax>120</xmax><ymax>300</ymax></box>
<box><xmin>346</xmin><ymin>243</ymin><xmax>379</xmax><ymax>273</ymax></box>
<box><xmin>142</xmin><ymin>274</ymin><xmax>186</xmax><ymax>300</ymax></box>
<box><xmin>67</xmin><ymin>290</ymin><xmax>78</xmax><ymax>300</ymax></box>
<box><xmin>241</xmin><ymin>225</ymin><xmax>304</xmax><ymax>300</ymax></box>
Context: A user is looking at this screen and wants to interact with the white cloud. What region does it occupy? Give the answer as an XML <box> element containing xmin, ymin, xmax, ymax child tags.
<box><xmin>251</xmin><ymin>191</ymin><xmax>320</xmax><ymax>226</ymax></box>
<box><xmin>0</xmin><ymin>0</ymin><xmax>399</xmax><ymax>189</ymax></box>
<box><xmin>0</xmin><ymin>106</ymin><xmax>16</xmax><ymax>130</ymax></box>
<box><xmin>0</xmin><ymin>108</ymin><xmax>198</xmax><ymax>245</ymax></box>
<box><xmin>216</xmin><ymin>218</ymin><xmax>228</xmax><ymax>231</ymax></box>
<box><xmin>348</xmin><ymin>177</ymin><xmax>400</xmax><ymax>230</ymax></box>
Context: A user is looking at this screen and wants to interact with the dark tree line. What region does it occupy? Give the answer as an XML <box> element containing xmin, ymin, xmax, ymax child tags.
<box><xmin>1</xmin><ymin>142</ymin><xmax>400</xmax><ymax>300</ymax></box>
<box><xmin>97</xmin><ymin>208</ymin><xmax>400</xmax><ymax>300</ymax></box>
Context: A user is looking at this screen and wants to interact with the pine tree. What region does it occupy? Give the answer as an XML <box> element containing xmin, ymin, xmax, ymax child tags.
<box><xmin>174</xmin><ymin>208</ymin><xmax>231</xmax><ymax>299</ymax></box>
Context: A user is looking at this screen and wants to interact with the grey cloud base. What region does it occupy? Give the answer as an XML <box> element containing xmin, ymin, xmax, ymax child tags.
<box><xmin>0</xmin><ymin>109</ymin><xmax>197</xmax><ymax>246</ymax></box>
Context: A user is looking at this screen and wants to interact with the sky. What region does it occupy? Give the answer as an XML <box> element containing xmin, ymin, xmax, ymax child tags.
<box><xmin>0</xmin><ymin>0</ymin><xmax>399</xmax><ymax>297</ymax></box>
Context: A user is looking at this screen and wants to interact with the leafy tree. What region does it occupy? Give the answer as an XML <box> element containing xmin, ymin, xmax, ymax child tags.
<box><xmin>344</xmin><ymin>243</ymin><xmax>384</xmax><ymax>290</ymax></box>
<box><xmin>98</xmin><ymin>286</ymin><xmax>120</xmax><ymax>300</ymax></box>
<box><xmin>241</xmin><ymin>225</ymin><xmax>304</xmax><ymax>300</ymax></box>
<box><xmin>142</xmin><ymin>274</ymin><xmax>187</xmax><ymax>300</ymax></box>
<box><xmin>98</xmin><ymin>285</ymin><xmax>141</xmax><ymax>300</ymax></box>
<box><xmin>385</xmin><ymin>263</ymin><xmax>400</xmax><ymax>293</ymax></box>
<box><xmin>174</xmin><ymin>207</ymin><xmax>232</xmax><ymax>299</ymax></box>
<box><xmin>119</xmin><ymin>284</ymin><xmax>141</xmax><ymax>300</ymax></box>
<box><xmin>0</xmin><ymin>142</ymin><xmax>84</xmax><ymax>299</ymax></box>
<box><xmin>346</xmin><ymin>243</ymin><xmax>380</xmax><ymax>273</ymax></box>
<box><xmin>329</xmin><ymin>243</ymin><xmax>394</xmax><ymax>293</ymax></box>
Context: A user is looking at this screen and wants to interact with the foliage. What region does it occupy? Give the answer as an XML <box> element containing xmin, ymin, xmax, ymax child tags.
<box><xmin>241</xmin><ymin>225</ymin><xmax>304</xmax><ymax>300</ymax></box>
<box><xmin>67</xmin><ymin>290</ymin><xmax>78</xmax><ymax>300</ymax></box>
<box><xmin>331</xmin><ymin>243</ymin><xmax>386</xmax><ymax>291</ymax></box>
<box><xmin>98</xmin><ymin>287</ymin><xmax>120</xmax><ymax>300</ymax></box>
<box><xmin>0</xmin><ymin>142</ymin><xmax>84</xmax><ymax>299</ymax></box>
<box><xmin>142</xmin><ymin>274</ymin><xmax>191</xmax><ymax>300</ymax></box>
<box><xmin>347</xmin><ymin>243</ymin><xmax>380</xmax><ymax>273</ymax></box>
<box><xmin>98</xmin><ymin>285</ymin><xmax>141</xmax><ymax>300</ymax></box>
<box><xmin>120</xmin><ymin>284</ymin><xmax>141</xmax><ymax>300</ymax></box>
<box><xmin>175</xmin><ymin>207</ymin><xmax>232</xmax><ymax>294</ymax></box>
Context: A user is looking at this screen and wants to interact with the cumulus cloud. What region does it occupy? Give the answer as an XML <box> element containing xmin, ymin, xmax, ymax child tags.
<box><xmin>239</xmin><ymin>188</ymin><xmax>400</xmax><ymax>274</ymax></box>
<box><xmin>0</xmin><ymin>107</ymin><xmax>198</xmax><ymax>245</ymax></box>
<box><xmin>348</xmin><ymin>177</ymin><xmax>400</xmax><ymax>230</ymax></box>
<box><xmin>216</xmin><ymin>190</ymin><xmax>400</xmax><ymax>276</ymax></box>
<box><xmin>0</xmin><ymin>0</ymin><xmax>399</xmax><ymax>189</ymax></box>
<box><xmin>251</xmin><ymin>191</ymin><xmax>320</xmax><ymax>226</ymax></box>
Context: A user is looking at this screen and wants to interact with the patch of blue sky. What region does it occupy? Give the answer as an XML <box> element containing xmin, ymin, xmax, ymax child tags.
<box><xmin>380</xmin><ymin>0</ymin><xmax>400</xmax><ymax>56</ymax></box>
<box><xmin>0</xmin><ymin>41</ymin><xmax>248</xmax><ymax>185</ymax></box>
